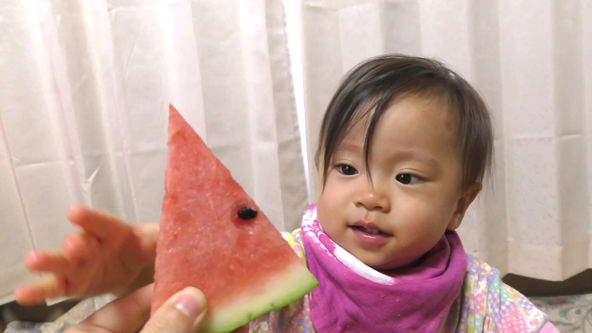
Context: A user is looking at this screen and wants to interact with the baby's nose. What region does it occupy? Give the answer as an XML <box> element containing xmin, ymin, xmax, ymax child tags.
<box><xmin>354</xmin><ymin>181</ymin><xmax>390</xmax><ymax>212</ymax></box>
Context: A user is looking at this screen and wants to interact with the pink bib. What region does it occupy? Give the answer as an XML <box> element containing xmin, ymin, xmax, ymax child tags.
<box><xmin>301</xmin><ymin>204</ymin><xmax>466</xmax><ymax>332</ymax></box>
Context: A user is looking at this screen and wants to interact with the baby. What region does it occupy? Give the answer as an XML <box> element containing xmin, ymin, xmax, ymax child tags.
<box><xmin>15</xmin><ymin>55</ymin><xmax>557</xmax><ymax>332</ymax></box>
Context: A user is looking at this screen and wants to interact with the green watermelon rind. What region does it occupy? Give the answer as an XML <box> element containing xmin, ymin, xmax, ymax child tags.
<box><xmin>200</xmin><ymin>262</ymin><xmax>318</xmax><ymax>332</ymax></box>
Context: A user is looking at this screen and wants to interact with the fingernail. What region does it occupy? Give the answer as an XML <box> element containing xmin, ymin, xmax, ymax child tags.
<box><xmin>175</xmin><ymin>288</ymin><xmax>205</xmax><ymax>319</ymax></box>
<box><xmin>25</xmin><ymin>251</ymin><xmax>40</xmax><ymax>265</ymax></box>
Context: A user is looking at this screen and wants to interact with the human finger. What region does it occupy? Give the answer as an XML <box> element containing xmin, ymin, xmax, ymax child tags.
<box><xmin>14</xmin><ymin>275</ymin><xmax>66</xmax><ymax>305</ymax></box>
<box><xmin>67</xmin><ymin>204</ymin><xmax>131</xmax><ymax>242</ymax></box>
<box><xmin>62</xmin><ymin>231</ymin><xmax>100</xmax><ymax>263</ymax></box>
<box><xmin>141</xmin><ymin>287</ymin><xmax>207</xmax><ymax>333</ymax></box>
<box><xmin>65</xmin><ymin>283</ymin><xmax>154</xmax><ymax>333</ymax></box>
<box><xmin>24</xmin><ymin>251</ymin><xmax>70</xmax><ymax>275</ymax></box>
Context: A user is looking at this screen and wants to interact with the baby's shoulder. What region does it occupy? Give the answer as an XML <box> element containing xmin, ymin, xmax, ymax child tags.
<box><xmin>281</xmin><ymin>228</ymin><xmax>306</xmax><ymax>260</ymax></box>
<box><xmin>456</xmin><ymin>254</ymin><xmax>552</xmax><ymax>332</ymax></box>
<box><xmin>463</xmin><ymin>254</ymin><xmax>501</xmax><ymax>288</ymax></box>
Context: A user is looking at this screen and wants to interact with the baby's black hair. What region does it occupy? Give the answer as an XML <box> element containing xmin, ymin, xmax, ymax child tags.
<box><xmin>316</xmin><ymin>54</ymin><xmax>493</xmax><ymax>188</ymax></box>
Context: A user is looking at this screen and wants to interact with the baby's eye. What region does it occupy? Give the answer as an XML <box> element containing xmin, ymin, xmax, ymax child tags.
<box><xmin>395</xmin><ymin>173</ymin><xmax>422</xmax><ymax>185</ymax></box>
<box><xmin>335</xmin><ymin>163</ymin><xmax>358</xmax><ymax>176</ymax></box>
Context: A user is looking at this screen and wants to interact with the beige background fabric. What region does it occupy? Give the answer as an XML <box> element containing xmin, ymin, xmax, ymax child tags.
<box><xmin>300</xmin><ymin>0</ymin><xmax>592</xmax><ymax>281</ymax></box>
<box><xmin>0</xmin><ymin>0</ymin><xmax>307</xmax><ymax>304</ymax></box>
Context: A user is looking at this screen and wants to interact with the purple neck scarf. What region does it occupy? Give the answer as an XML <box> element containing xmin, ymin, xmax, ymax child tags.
<box><xmin>301</xmin><ymin>205</ymin><xmax>467</xmax><ymax>332</ymax></box>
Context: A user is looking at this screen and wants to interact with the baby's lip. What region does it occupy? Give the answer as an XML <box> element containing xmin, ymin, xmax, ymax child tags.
<box><xmin>349</xmin><ymin>221</ymin><xmax>392</xmax><ymax>236</ymax></box>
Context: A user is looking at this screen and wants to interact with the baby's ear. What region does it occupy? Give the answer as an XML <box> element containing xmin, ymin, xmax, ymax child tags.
<box><xmin>447</xmin><ymin>183</ymin><xmax>482</xmax><ymax>230</ymax></box>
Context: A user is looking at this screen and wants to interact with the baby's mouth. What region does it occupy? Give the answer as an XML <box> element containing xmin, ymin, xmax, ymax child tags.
<box><xmin>350</xmin><ymin>223</ymin><xmax>391</xmax><ymax>236</ymax></box>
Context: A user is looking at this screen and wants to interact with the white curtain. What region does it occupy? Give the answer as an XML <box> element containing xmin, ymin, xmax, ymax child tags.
<box><xmin>1</xmin><ymin>0</ymin><xmax>590</xmax><ymax>306</ymax></box>
<box><xmin>0</xmin><ymin>0</ymin><xmax>307</xmax><ymax>304</ymax></box>
<box><xmin>300</xmin><ymin>0</ymin><xmax>592</xmax><ymax>281</ymax></box>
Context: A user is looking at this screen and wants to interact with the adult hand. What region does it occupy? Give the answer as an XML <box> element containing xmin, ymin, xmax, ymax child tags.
<box><xmin>66</xmin><ymin>283</ymin><xmax>207</xmax><ymax>333</ymax></box>
<box><xmin>142</xmin><ymin>286</ymin><xmax>207</xmax><ymax>333</ymax></box>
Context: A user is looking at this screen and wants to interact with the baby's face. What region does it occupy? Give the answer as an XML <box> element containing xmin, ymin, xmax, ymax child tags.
<box><xmin>316</xmin><ymin>95</ymin><xmax>470</xmax><ymax>271</ymax></box>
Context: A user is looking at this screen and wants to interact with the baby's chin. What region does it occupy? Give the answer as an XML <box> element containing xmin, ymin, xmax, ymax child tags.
<box><xmin>325</xmin><ymin>228</ymin><xmax>420</xmax><ymax>271</ymax></box>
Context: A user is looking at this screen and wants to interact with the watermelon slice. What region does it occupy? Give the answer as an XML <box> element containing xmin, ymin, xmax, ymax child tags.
<box><xmin>151</xmin><ymin>105</ymin><xmax>318</xmax><ymax>332</ymax></box>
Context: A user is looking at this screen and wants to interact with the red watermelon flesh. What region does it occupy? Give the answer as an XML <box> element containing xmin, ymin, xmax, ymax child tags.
<box><xmin>151</xmin><ymin>105</ymin><xmax>318</xmax><ymax>332</ymax></box>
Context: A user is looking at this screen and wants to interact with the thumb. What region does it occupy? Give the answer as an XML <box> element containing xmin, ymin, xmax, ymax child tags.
<box><xmin>142</xmin><ymin>287</ymin><xmax>207</xmax><ymax>333</ymax></box>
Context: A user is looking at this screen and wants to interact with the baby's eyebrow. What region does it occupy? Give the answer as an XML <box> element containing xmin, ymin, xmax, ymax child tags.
<box><xmin>334</xmin><ymin>141</ymin><xmax>364</xmax><ymax>154</ymax></box>
<box><xmin>393</xmin><ymin>149</ymin><xmax>441</xmax><ymax>169</ymax></box>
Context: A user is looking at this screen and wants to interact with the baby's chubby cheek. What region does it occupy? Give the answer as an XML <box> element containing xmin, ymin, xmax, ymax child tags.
<box><xmin>314</xmin><ymin>202</ymin><xmax>339</xmax><ymax>235</ymax></box>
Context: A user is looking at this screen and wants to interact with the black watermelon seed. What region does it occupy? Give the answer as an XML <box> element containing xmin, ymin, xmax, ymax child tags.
<box><xmin>238</xmin><ymin>207</ymin><xmax>258</xmax><ymax>220</ymax></box>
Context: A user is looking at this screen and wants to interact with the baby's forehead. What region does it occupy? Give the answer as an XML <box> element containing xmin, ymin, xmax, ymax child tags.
<box><xmin>355</xmin><ymin>92</ymin><xmax>460</xmax><ymax>134</ymax></box>
<box><xmin>335</xmin><ymin>99</ymin><xmax>458</xmax><ymax>148</ymax></box>
<box><xmin>398</xmin><ymin>94</ymin><xmax>459</xmax><ymax>129</ymax></box>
